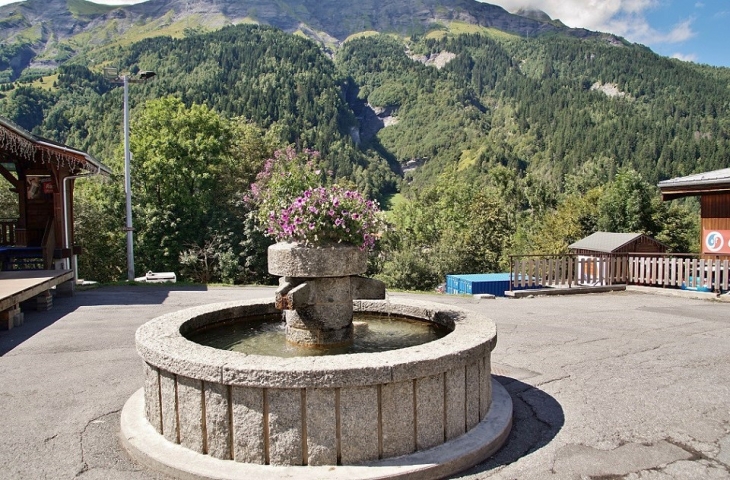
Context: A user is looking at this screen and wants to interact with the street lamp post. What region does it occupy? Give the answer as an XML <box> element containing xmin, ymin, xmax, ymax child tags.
<box><xmin>123</xmin><ymin>75</ymin><xmax>134</xmax><ymax>281</ymax></box>
<box><xmin>113</xmin><ymin>70</ymin><xmax>156</xmax><ymax>281</ymax></box>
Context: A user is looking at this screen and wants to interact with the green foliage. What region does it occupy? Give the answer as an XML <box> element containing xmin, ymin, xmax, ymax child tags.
<box><xmin>75</xmin><ymin>96</ymin><xmax>277</xmax><ymax>282</ymax></box>
<box><xmin>654</xmin><ymin>200</ymin><xmax>700</xmax><ymax>253</ymax></box>
<box><xmin>597</xmin><ymin>168</ymin><xmax>660</xmax><ymax>235</ymax></box>
<box><xmin>130</xmin><ymin>96</ymin><xmax>234</xmax><ymax>272</ymax></box>
<box><xmin>378</xmin><ymin>168</ymin><xmax>512</xmax><ymax>290</ymax></box>
<box><xmin>0</xmin><ymin>180</ymin><xmax>18</xmax><ymax>217</ymax></box>
<box><xmin>179</xmin><ymin>234</ymin><xmax>240</xmax><ymax>284</ymax></box>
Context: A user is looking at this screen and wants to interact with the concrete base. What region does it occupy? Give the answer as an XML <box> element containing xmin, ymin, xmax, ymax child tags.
<box><xmin>0</xmin><ymin>306</ymin><xmax>23</xmax><ymax>330</ymax></box>
<box><xmin>55</xmin><ymin>279</ymin><xmax>75</xmax><ymax>297</ymax></box>
<box><xmin>121</xmin><ymin>379</ymin><xmax>513</xmax><ymax>480</ymax></box>
<box><xmin>505</xmin><ymin>285</ymin><xmax>626</xmax><ymax>298</ymax></box>
<box><xmin>626</xmin><ymin>285</ymin><xmax>729</xmax><ymax>301</ymax></box>
<box><xmin>33</xmin><ymin>291</ymin><xmax>53</xmax><ymax>311</ymax></box>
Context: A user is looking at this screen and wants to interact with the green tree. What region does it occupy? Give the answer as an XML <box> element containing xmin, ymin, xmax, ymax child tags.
<box><xmin>379</xmin><ymin>169</ymin><xmax>513</xmax><ymax>290</ymax></box>
<box><xmin>130</xmin><ymin>96</ymin><xmax>235</xmax><ymax>273</ymax></box>
<box><xmin>598</xmin><ymin>168</ymin><xmax>660</xmax><ymax>235</ymax></box>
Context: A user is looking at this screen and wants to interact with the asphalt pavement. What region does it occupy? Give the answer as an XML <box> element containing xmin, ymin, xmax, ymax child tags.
<box><xmin>1</xmin><ymin>285</ymin><xmax>729</xmax><ymax>479</ymax></box>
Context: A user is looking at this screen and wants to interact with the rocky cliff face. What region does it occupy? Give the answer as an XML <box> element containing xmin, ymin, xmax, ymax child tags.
<box><xmin>0</xmin><ymin>0</ymin><xmax>607</xmax><ymax>80</ymax></box>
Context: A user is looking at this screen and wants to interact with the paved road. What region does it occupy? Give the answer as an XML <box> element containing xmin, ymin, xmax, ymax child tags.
<box><xmin>1</xmin><ymin>286</ymin><xmax>729</xmax><ymax>479</ymax></box>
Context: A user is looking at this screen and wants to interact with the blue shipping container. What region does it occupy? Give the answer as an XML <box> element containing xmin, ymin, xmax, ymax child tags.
<box><xmin>446</xmin><ymin>273</ymin><xmax>535</xmax><ymax>297</ymax></box>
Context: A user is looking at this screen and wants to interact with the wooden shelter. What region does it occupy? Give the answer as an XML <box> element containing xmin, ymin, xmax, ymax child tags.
<box><xmin>659</xmin><ymin>168</ymin><xmax>730</xmax><ymax>255</ymax></box>
<box><xmin>568</xmin><ymin>232</ymin><xmax>667</xmax><ymax>256</ymax></box>
<box><xmin>568</xmin><ymin>232</ymin><xmax>667</xmax><ymax>286</ymax></box>
<box><xmin>0</xmin><ymin>116</ymin><xmax>111</xmax><ymax>272</ymax></box>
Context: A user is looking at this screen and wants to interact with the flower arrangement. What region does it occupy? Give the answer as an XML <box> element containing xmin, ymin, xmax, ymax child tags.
<box><xmin>266</xmin><ymin>185</ymin><xmax>381</xmax><ymax>250</ymax></box>
<box><xmin>245</xmin><ymin>147</ymin><xmax>324</xmax><ymax>225</ymax></box>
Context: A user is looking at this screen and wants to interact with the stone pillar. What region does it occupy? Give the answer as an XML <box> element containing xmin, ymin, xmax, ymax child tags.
<box><xmin>283</xmin><ymin>277</ymin><xmax>354</xmax><ymax>345</ymax></box>
<box><xmin>268</xmin><ymin>242</ymin><xmax>369</xmax><ymax>347</ymax></box>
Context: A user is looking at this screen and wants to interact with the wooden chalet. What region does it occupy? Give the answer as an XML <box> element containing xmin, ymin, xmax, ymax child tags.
<box><xmin>0</xmin><ymin>116</ymin><xmax>111</xmax><ymax>272</ymax></box>
<box><xmin>659</xmin><ymin>168</ymin><xmax>730</xmax><ymax>255</ymax></box>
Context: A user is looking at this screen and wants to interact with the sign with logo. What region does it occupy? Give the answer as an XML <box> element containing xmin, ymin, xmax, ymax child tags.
<box><xmin>703</xmin><ymin>229</ymin><xmax>730</xmax><ymax>254</ymax></box>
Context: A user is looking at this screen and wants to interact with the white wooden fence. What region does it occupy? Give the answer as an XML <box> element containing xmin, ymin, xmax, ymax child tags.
<box><xmin>510</xmin><ymin>254</ymin><xmax>730</xmax><ymax>293</ymax></box>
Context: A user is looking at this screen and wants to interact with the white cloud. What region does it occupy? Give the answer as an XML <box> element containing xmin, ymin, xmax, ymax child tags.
<box><xmin>671</xmin><ymin>52</ymin><xmax>698</xmax><ymax>62</ymax></box>
<box><xmin>487</xmin><ymin>0</ymin><xmax>695</xmax><ymax>45</ymax></box>
<box><xmin>604</xmin><ymin>16</ymin><xmax>695</xmax><ymax>44</ymax></box>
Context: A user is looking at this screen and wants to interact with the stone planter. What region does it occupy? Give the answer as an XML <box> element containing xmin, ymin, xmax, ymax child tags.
<box><xmin>268</xmin><ymin>241</ymin><xmax>367</xmax><ymax>278</ymax></box>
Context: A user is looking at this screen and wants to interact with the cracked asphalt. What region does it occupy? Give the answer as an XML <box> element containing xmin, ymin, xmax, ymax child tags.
<box><xmin>1</xmin><ymin>286</ymin><xmax>729</xmax><ymax>479</ymax></box>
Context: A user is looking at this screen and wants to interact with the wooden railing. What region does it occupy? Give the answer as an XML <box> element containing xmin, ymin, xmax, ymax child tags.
<box><xmin>0</xmin><ymin>218</ymin><xmax>17</xmax><ymax>246</ymax></box>
<box><xmin>510</xmin><ymin>254</ymin><xmax>628</xmax><ymax>289</ymax></box>
<box><xmin>510</xmin><ymin>253</ymin><xmax>730</xmax><ymax>293</ymax></box>
<box><xmin>628</xmin><ymin>254</ymin><xmax>730</xmax><ymax>292</ymax></box>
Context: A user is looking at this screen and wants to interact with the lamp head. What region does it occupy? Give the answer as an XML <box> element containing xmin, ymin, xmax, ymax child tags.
<box><xmin>138</xmin><ymin>71</ymin><xmax>156</xmax><ymax>80</ymax></box>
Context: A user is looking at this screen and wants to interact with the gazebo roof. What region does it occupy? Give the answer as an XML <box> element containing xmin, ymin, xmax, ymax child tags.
<box><xmin>658</xmin><ymin>168</ymin><xmax>730</xmax><ymax>200</ymax></box>
<box><xmin>568</xmin><ymin>232</ymin><xmax>661</xmax><ymax>254</ymax></box>
<box><xmin>0</xmin><ymin>116</ymin><xmax>111</xmax><ymax>176</ymax></box>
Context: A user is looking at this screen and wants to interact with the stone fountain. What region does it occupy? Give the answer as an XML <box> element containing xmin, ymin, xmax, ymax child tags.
<box><xmin>121</xmin><ymin>243</ymin><xmax>512</xmax><ymax>479</ymax></box>
<box><xmin>269</xmin><ymin>242</ymin><xmax>386</xmax><ymax>346</ymax></box>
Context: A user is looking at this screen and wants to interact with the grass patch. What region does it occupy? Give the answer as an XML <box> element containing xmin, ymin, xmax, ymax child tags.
<box><xmin>16</xmin><ymin>24</ymin><xmax>43</xmax><ymax>43</ymax></box>
<box><xmin>381</xmin><ymin>192</ymin><xmax>405</xmax><ymax>211</ymax></box>
<box><xmin>36</xmin><ymin>73</ymin><xmax>59</xmax><ymax>91</ymax></box>
<box><xmin>458</xmin><ymin>148</ymin><xmax>482</xmax><ymax>171</ymax></box>
<box><xmin>343</xmin><ymin>31</ymin><xmax>381</xmax><ymax>43</ymax></box>
<box><xmin>425</xmin><ymin>30</ymin><xmax>447</xmax><ymax>40</ymax></box>
<box><xmin>424</xmin><ymin>22</ymin><xmax>520</xmax><ymax>41</ymax></box>
<box><xmin>68</xmin><ymin>0</ymin><xmax>116</xmax><ymax>17</ymax></box>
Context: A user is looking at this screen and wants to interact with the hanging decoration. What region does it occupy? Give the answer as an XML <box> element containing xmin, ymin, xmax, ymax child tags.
<box><xmin>0</xmin><ymin>122</ymin><xmax>102</xmax><ymax>174</ymax></box>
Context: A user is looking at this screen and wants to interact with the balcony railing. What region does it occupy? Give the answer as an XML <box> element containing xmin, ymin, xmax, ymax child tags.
<box><xmin>0</xmin><ymin>219</ymin><xmax>17</xmax><ymax>246</ymax></box>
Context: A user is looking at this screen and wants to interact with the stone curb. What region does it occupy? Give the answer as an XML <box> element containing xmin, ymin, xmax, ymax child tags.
<box><xmin>504</xmin><ymin>285</ymin><xmax>626</xmax><ymax>298</ymax></box>
<box><xmin>626</xmin><ymin>285</ymin><xmax>730</xmax><ymax>302</ymax></box>
<box><xmin>120</xmin><ymin>379</ymin><xmax>513</xmax><ymax>480</ymax></box>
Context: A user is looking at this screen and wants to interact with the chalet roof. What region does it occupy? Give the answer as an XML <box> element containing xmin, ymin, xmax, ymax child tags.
<box><xmin>568</xmin><ymin>232</ymin><xmax>645</xmax><ymax>254</ymax></box>
<box><xmin>658</xmin><ymin>168</ymin><xmax>730</xmax><ymax>200</ymax></box>
<box><xmin>0</xmin><ymin>116</ymin><xmax>111</xmax><ymax>176</ymax></box>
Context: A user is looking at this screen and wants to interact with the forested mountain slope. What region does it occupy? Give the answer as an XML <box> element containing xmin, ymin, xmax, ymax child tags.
<box><xmin>342</xmin><ymin>33</ymin><xmax>730</xmax><ymax>190</ymax></box>
<box><xmin>0</xmin><ymin>0</ymin><xmax>608</xmax><ymax>82</ymax></box>
<box><xmin>0</xmin><ymin>22</ymin><xmax>727</xmax><ymax>285</ymax></box>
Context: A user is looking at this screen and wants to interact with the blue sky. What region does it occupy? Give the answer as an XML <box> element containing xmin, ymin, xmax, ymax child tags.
<box><xmin>0</xmin><ymin>0</ymin><xmax>728</xmax><ymax>67</ymax></box>
<box><xmin>487</xmin><ymin>0</ymin><xmax>730</xmax><ymax>67</ymax></box>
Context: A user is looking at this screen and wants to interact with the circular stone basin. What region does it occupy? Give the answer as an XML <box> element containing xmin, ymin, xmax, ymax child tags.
<box><xmin>130</xmin><ymin>297</ymin><xmax>506</xmax><ymax>475</ymax></box>
<box><xmin>186</xmin><ymin>313</ymin><xmax>450</xmax><ymax>357</ymax></box>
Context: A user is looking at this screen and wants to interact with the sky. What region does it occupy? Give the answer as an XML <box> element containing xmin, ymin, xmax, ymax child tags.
<box><xmin>486</xmin><ymin>0</ymin><xmax>729</xmax><ymax>67</ymax></box>
<box><xmin>0</xmin><ymin>0</ymin><xmax>727</xmax><ymax>67</ymax></box>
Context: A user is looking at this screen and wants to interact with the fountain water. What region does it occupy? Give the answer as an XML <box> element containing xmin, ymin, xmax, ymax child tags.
<box><xmin>121</xmin><ymin>244</ymin><xmax>512</xmax><ymax>479</ymax></box>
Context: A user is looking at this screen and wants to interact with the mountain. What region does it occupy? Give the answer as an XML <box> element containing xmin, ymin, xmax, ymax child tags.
<box><xmin>0</xmin><ymin>0</ymin><xmax>616</xmax><ymax>81</ymax></box>
<box><xmin>1</xmin><ymin>16</ymin><xmax>727</xmax><ymax>283</ymax></box>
